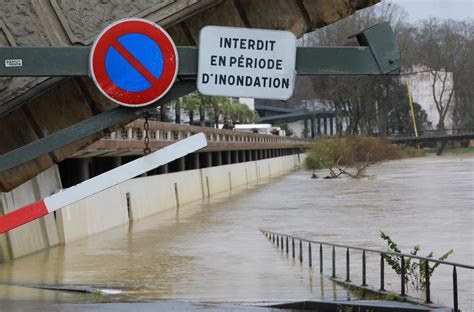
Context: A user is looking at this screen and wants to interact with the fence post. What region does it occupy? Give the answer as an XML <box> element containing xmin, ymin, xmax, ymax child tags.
<box><xmin>453</xmin><ymin>266</ymin><xmax>458</xmax><ymax>312</ymax></box>
<box><xmin>362</xmin><ymin>250</ymin><xmax>367</xmax><ymax>286</ymax></box>
<box><xmin>277</xmin><ymin>235</ymin><xmax>280</xmax><ymax>248</ymax></box>
<box><xmin>380</xmin><ymin>254</ymin><xmax>385</xmax><ymax>291</ymax></box>
<box><xmin>281</xmin><ymin>236</ymin><xmax>284</xmax><ymax>251</ymax></box>
<box><xmin>401</xmin><ymin>256</ymin><xmax>406</xmax><ymax>296</ymax></box>
<box><xmin>345</xmin><ymin>248</ymin><xmax>351</xmax><ymax>282</ymax></box>
<box><xmin>332</xmin><ymin>246</ymin><xmax>336</xmax><ymax>278</ymax></box>
<box><xmin>320</xmin><ymin>244</ymin><xmax>323</xmax><ymax>273</ymax></box>
<box><xmin>308</xmin><ymin>243</ymin><xmax>312</xmax><ymax>268</ymax></box>
<box><xmin>286</xmin><ymin>236</ymin><xmax>289</xmax><ymax>254</ymax></box>
<box><xmin>292</xmin><ymin>238</ymin><xmax>295</xmax><ymax>259</ymax></box>
<box><xmin>424</xmin><ymin>260</ymin><xmax>431</xmax><ymax>303</ymax></box>
<box><xmin>299</xmin><ymin>240</ymin><xmax>303</xmax><ymax>263</ymax></box>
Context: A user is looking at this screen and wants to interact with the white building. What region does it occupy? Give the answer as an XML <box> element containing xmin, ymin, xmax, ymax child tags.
<box><xmin>403</xmin><ymin>66</ymin><xmax>454</xmax><ymax>130</ymax></box>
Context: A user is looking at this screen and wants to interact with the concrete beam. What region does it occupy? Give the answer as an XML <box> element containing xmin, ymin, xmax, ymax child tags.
<box><xmin>178</xmin><ymin>157</ymin><xmax>185</xmax><ymax>172</ymax></box>
<box><xmin>216</xmin><ymin>152</ymin><xmax>222</xmax><ymax>166</ymax></box>
<box><xmin>225</xmin><ymin>151</ymin><xmax>231</xmax><ymax>165</ymax></box>
<box><xmin>206</xmin><ymin>152</ymin><xmax>212</xmax><ymax>167</ymax></box>
<box><xmin>193</xmin><ymin>153</ymin><xmax>200</xmax><ymax>169</ymax></box>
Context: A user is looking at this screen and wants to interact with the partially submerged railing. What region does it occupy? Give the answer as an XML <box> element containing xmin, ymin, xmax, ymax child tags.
<box><xmin>261</xmin><ymin>229</ymin><xmax>473</xmax><ymax>312</ymax></box>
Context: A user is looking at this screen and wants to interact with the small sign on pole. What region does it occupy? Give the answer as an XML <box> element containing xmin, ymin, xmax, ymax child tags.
<box><xmin>197</xmin><ymin>26</ymin><xmax>297</xmax><ymax>100</ymax></box>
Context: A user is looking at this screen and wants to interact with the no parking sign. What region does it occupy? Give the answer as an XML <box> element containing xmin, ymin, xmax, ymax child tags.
<box><xmin>89</xmin><ymin>18</ymin><xmax>178</xmax><ymax>107</ymax></box>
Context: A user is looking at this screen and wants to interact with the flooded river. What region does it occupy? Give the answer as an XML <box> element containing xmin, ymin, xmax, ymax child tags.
<box><xmin>0</xmin><ymin>154</ymin><xmax>472</xmax><ymax>310</ymax></box>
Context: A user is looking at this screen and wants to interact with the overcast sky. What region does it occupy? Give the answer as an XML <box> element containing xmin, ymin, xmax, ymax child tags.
<box><xmin>393</xmin><ymin>0</ymin><xmax>473</xmax><ymax>22</ymax></box>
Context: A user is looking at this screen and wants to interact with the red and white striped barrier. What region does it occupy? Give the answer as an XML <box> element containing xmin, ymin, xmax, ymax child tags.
<box><xmin>0</xmin><ymin>133</ymin><xmax>207</xmax><ymax>234</ymax></box>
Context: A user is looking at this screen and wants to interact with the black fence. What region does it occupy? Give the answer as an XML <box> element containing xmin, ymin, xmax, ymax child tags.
<box><xmin>261</xmin><ymin>229</ymin><xmax>473</xmax><ymax>312</ymax></box>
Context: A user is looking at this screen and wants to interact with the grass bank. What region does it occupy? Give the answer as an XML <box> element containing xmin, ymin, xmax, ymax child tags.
<box><xmin>305</xmin><ymin>136</ymin><xmax>425</xmax><ymax>172</ymax></box>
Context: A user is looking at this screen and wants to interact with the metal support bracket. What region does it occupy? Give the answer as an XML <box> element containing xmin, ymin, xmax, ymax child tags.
<box><xmin>353</xmin><ymin>22</ymin><xmax>400</xmax><ymax>74</ymax></box>
<box><xmin>0</xmin><ymin>23</ymin><xmax>399</xmax><ymax>77</ymax></box>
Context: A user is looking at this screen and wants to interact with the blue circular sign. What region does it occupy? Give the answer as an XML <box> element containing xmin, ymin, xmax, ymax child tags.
<box><xmin>105</xmin><ymin>33</ymin><xmax>164</xmax><ymax>92</ymax></box>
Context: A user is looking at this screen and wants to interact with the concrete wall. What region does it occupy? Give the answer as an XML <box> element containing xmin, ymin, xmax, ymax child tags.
<box><xmin>56</xmin><ymin>154</ymin><xmax>305</xmax><ymax>244</ymax></box>
<box><xmin>0</xmin><ymin>166</ymin><xmax>61</xmax><ymax>262</ymax></box>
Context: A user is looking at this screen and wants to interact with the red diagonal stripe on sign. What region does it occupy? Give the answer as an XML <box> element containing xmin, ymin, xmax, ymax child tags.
<box><xmin>111</xmin><ymin>40</ymin><xmax>161</xmax><ymax>87</ymax></box>
<box><xmin>0</xmin><ymin>200</ymin><xmax>49</xmax><ymax>234</ymax></box>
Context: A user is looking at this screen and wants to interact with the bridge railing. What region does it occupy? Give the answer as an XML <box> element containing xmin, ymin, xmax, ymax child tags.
<box><xmin>390</xmin><ymin>128</ymin><xmax>474</xmax><ymax>139</ymax></box>
<box><xmin>102</xmin><ymin>120</ymin><xmax>313</xmax><ymax>146</ymax></box>
<box><xmin>260</xmin><ymin>229</ymin><xmax>473</xmax><ymax>311</ymax></box>
<box><xmin>417</xmin><ymin>128</ymin><xmax>474</xmax><ymax>137</ymax></box>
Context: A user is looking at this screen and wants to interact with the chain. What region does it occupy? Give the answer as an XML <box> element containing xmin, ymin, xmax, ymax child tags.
<box><xmin>143</xmin><ymin>113</ymin><xmax>151</xmax><ymax>155</ymax></box>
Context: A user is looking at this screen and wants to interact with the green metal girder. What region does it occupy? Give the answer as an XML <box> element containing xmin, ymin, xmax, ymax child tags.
<box><xmin>0</xmin><ymin>81</ymin><xmax>197</xmax><ymax>172</ymax></box>
<box><xmin>0</xmin><ymin>23</ymin><xmax>400</xmax><ymax>77</ymax></box>
<box><xmin>0</xmin><ymin>46</ymin><xmax>396</xmax><ymax>77</ymax></box>
<box><xmin>0</xmin><ymin>47</ymin><xmax>197</xmax><ymax>77</ymax></box>
<box><xmin>295</xmin><ymin>47</ymin><xmax>381</xmax><ymax>75</ymax></box>
<box><xmin>0</xmin><ymin>46</ymin><xmax>90</xmax><ymax>77</ymax></box>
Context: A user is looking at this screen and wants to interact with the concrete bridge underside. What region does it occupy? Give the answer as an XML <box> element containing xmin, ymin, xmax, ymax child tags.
<box><xmin>59</xmin><ymin>119</ymin><xmax>311</xmax><ymax>186</ymax></box>
<box><xmin>0</xmin><ymin>0</ymin><xmax>380</xmax><ymax>192</ymax></box>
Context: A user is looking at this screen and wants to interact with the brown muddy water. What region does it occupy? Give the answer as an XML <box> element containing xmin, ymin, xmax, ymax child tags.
<box><xmin>0</xmin><ymin>154</ymin><xmax>472</xmax><ymax>310</ymax></box>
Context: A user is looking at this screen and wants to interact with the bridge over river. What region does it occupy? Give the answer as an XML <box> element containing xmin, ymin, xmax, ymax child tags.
<box><xmin>389</xmin><ymin>129</ymin><xmax>474</xmax><ymax>155</ymax></box>
<box><xmin>0</xmin><ymin>154</ymin><xmax>472</xmax><ymax>311</ymax></box>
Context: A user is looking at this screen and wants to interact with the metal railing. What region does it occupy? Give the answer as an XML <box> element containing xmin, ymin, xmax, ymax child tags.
<box><xmin>102</xmin><ymin>119</ymin><xmax>313</xmax><ymax>146</ymax></box>
<box><xmin>261</xmin><ymin>229</ymin><xmax>473</xmax><ymax>312</ymax></box>
<box><xmin>417</xmin><ymin>128</ymin><xmax>474</xmax><ymax>137</ymax></box>
<box><xmin>390</xmin><ymin>128</ymin><xmax>474</xmax><ymax>140</ymax></box>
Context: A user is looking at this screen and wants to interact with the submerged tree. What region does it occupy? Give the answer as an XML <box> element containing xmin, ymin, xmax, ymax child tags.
<box><xmin>304</xmin><ymin>136</ymin><xmax>409</xmax><ymax>179</ymax></box>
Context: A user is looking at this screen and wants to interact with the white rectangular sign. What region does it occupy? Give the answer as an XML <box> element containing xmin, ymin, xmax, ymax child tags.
<box><xmin>4</xmin><ymin>59</ymin><xmax>22</xmax><ymax>67</ymax></box>
<box><xmin>197</xmin><ymin>26</ymin><xmax>297</xmax><ymax>100</ymax></box>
